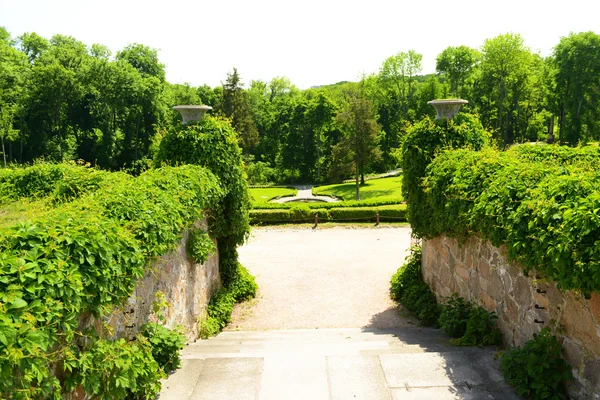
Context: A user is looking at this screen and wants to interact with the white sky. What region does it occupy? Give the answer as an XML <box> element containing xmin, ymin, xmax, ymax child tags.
<box><xmin>1</xmin><ymin>0</ymin><xmax>599</xmax><ymax>89</ymax></box>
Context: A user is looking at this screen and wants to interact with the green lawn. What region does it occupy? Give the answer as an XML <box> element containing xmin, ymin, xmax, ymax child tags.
<box><xmin>249</xmin><ymin>187</ymin><xmax>297</xmax><ymax>203</ymax></box>
<box><xmin>313</xmin><ymin>176</ymin><xmax>403</xmax><ymax>202</ymax></box>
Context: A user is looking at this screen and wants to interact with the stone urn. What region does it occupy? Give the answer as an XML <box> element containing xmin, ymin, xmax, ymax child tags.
<box><xmin>427</xmin><ymin>99</ymin><xmax>468</xmax><ymax>120</ymax></box>
<box><xmin>173</xmin><ymin>105</ymin><xmax>212</xmax><ymax>124</ymax></box>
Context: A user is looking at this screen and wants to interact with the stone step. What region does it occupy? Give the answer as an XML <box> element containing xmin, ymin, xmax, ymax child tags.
<box><xmin>159</xmin><ymin>350</ymin><xmax>518</xmax><ymax>400</ymax></box>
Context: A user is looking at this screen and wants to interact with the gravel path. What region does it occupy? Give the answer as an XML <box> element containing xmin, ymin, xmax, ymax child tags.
<box><xmin>228</xmin><ymin>226</ymin><xmax>415</xmax><ymax>330</ymax></box>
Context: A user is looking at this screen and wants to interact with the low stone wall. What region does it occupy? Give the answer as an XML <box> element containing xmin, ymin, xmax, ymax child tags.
<box><xmin>422</xmin><ymin>235</ymin><xmax>600</xmax><ymax>399</ymax></box>
<box><xmin>81</xmin><ymin>219</ymin><xmax>220</xmax><ymax>342</ymax></box>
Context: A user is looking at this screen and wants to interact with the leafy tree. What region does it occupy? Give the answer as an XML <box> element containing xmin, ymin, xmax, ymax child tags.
<box><xmin>553</xmin><ymin>31</ymin><xmax>600</xmax><ymax>144</ymax></box>
<box><xmin>335</xmin><ymin>89</ymin><xmax>382</xmax><ymax>199</ymax></box>
<box><xmin>220</xmin><ymin>68</ymin><xmax>259</xmax><ymax>154</ymax></box>
<box><xmin>474</xmin><ymin>33</ymin><xmax>533</xmax><ymax>145</ymax></box>
<box><xmin>436</xmin><ymin>46</ymin><xmax>479</xmax><ymax>98</ymax></box>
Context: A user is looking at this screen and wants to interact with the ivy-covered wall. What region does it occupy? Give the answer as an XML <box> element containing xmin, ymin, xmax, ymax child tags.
<box><xmin>422</xmin><ymin>235</ymin><xmax>600</xmax><ymax>399</ymax></box>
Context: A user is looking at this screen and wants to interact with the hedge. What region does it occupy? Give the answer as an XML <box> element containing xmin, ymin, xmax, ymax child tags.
<box><xmin>417</xmin><ymin>144</ymin><xmax>600</xmax><ymax>294</ymax></box>
<box><xmin>0</xmin><ymin>164</ymin><xmax>226</xmax><ymax>398</ymax></box>
<box><xmin>0</xmin><ymin>162</ymin><xmax>119</xmax><ymax>205</ymax></box>
<box><xmin>251</xmin><ymin>197</ymin><xmax>402</xmax><ymax>210</ymax></box>
<box><xmin>250</xmin><ymin>204</ymin><xmax>407</xmax><ymax>224</ymax></box>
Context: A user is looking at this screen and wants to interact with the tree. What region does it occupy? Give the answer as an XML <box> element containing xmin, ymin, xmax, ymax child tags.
<box><xmin>335</xmin><ymin>90</ymin><xmax>382</xmax><ymax>199</ymax></box>
<box><xmin>436</xmin><ymin>45</ymin><xmax>479</xmax><ymax>98</ymax></box>
<box><xmin>220</xmin><ymin>68</ymin><xmax>259</xmax><ymax>154</ymax></box>
<box><xmin>475</xmin><ymin>33</ymin><xmax>533</xmax><ymax>145</ymax></box>
<box><xmin>553</xmin><ymin>31</ymin><xmax>600</xmax><ymax>144</ymax></box>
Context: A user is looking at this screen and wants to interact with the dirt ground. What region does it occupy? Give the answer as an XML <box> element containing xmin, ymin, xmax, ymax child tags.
<box><xmin>228</xmin><ymin>226</ymin><xmax>416</xmax><ymax>330</ymax></box>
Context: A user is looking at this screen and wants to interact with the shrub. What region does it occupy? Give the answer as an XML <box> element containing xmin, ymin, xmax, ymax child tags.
<box><xmin>500</xmin><ymin>328</ymin><xmax>572</xmax><ymax>400</ymax></box>
<box><xmin>401</xmin><ymin>113</ymin><xmax>489</xmax><ymax>233</ymax></box>
<box><xmin>390</xmin><ymin>247</ymin><xmax>440</xmax><ymax>326</ymax></box>
<box><xmin>187</xmin><ymin>228</ymin><xmax>216</xmax><ymax>264</ymax></box>
<box><xmin>141</xmin><ymin>323</ymin><xmax>186</xmax><ymax>373</ymax></box>
<box><xmin>453</xmin><ymin>306</ymin><xmax>502</xmax><ymax>347</ymax></box>
<box><xmin>199</xmin><ymin>263</ymin><xmax>257</xmax><ymax>339</ymax></box>
<box><xmin>438</xmin><ymin>294</ymin><xmax>472</xmax><ymax>338</ymax></box>
<box><xmin>72</xmin><ymin>337</ymin><xmax>164</xmax><ymax>400</ymax></box>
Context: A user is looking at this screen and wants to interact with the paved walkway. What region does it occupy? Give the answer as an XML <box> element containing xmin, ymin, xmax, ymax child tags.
<box><xmin>159</xmin><ymin>227</ymin><xmax>518</xmax><ymax>400</ymax></box>
<box><xmin>272</xmin><ymin>185</ymin><xmax>340</xmax><ymax>203</ymax></box>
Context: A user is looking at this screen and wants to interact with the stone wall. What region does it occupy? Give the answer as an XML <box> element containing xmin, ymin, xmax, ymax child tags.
<box><xmin>422</xmin><ymin>235</ymin><xmax>600</xmax><ymax>399</ymax></box>
<box><xmin>81</xmin><ymin>219</ymin><xmax>220</xmax><ymax>342</ymax></box>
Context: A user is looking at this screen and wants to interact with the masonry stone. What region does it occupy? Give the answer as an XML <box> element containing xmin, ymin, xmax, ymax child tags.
<box><xmin>422</xmin><ymin>235</ymin><xmax>600</xmax><ymax>399</ymax></box>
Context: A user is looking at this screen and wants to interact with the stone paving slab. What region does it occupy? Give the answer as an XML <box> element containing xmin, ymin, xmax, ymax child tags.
<box><xmin>158</xmin><ymin>359</ymin><xmax>204</xmax><ymax>400</ymax></box>
<box><xmin>379</xmin><ymin>352</ymin><xmax>484</xmax><ymax>388</ymax></box>
<box><xmin>390</xmin><ymin>386</ymin><xmax>497</xmax><ymax>400</ymax></box>
<box><xmin>259</xmin><ymin>354</ymin><xmax>329</xmax><ymax>400</ymax></box>
<box><xmin>327</xmin><ymin>355</ymin><xmax>392</xmax><ymax>400</ymax></box>
<box><xmin>188</xmin><ymin>358</ymin><xmax>263</xmax><ymax>400</ymax></box>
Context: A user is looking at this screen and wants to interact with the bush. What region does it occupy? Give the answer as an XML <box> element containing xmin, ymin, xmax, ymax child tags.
<box><xmin>390</xmin><ymin>247</ymin><xmax>440</xmax><ymax>326</ymax></box>
<box><xmin>500</xmin><ymin>328</ymin><xmax>572</xmax><ymax>400</ymax></box>
<box><xmin>438</xmin><ymin>294</ymin><xmax>472</xmax><ymax>338</ymax></box>
<box><xmin>251</xmin><ymin>197</ymin><xmax>402</xmax><ymax>209</ymax></box>
<box><xmin>199</xmin><ymin>263</ymin><xmax>257</xmax><ymax>339</ymax></box>
<box><xmin>418</xmin><ymin>144</ymin><xmax>600</xmax><ymax>293</ymax></box>
<box><xmin>453</xmin><ymin>306</ymin><xmax>501</xmax><ymax>347</ymax></box>
<box><xmin>72</xmin><ymin>337</ymin><xmax>164</xmax><ymax>400</ymax></box>
<box><xmin>141</xmin><ymin>323</ymin><xmax>186</xmax><ymax>373</ymax></box>
<box><xmin>401</xmin><ymin>114</ymin><xmax>489</xmax><ymax>234</ymax></box>
<box><xmin>187</xmin><ymin>228</ymin><xmax>216</xmax><ymax>264</ymax></box>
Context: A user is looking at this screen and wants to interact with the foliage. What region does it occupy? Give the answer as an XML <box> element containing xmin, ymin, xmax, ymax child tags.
<box><xmin>154</xmin><ymin>115</ymin><xmax>250</xmax><ymax>287</ymax></box>
<box><xmin>245</xmin><ymin>160</ymin><xmax>277</xmax><ymax>185</ymax></box>
<box><xmin>187</xmin><ymin>228</ymin><xmax>216</xmax><ymax>264</ymax></box>
<box><xmin>500</xmin><ymin>328</ymin><xmax>572</xmax><ymax>400</ymax></box>
<box><xmin>438</xmin><ymin>294</ymin><xmax>472</xmax><ymax>338</ymax></box>
<box><xmin>389</xmin><ymin>247</ymin><xmax>440</xmax><ymax>326</ymax></box>
<box><xmin>452</xmin><ymin>306</ymin><xmax>502</xmax><ymax>347</ymax></box>
<box><xmin>401</xmin><ymin>113</ymin><xmax>489</xmax><ymax>232</ymax></box>
<box><xmin>0</xmin><ymin>164</ymin><xmax>224</xmax><ymax>398</ymax></box>
<box><xmin>199</xmin><ymin>264</ymin><xmax>257</xmax><ymax>339</ymax></box>
<box><xmin>71</xmin><ymin>336</ymin><xmax>164</xmax><ymax>400</ymax></box>
<box><xmin>141</xmin><ymin>322</ymin><xmax>186</xmax><ymax>373</ymax></box>
<box><xmin>417</xmin><ymin>144</ymin><xmax>600</xmax><ymax>293</ymax></box>
<box><xmin>249</xmin><ymin>204</ymin><xmax>407</xmax><ymax>225</ymax></box>
<box><xmin>335</xmin><ymin>89</ymin><xmax>382</xmax><ymax>199</ymax></box>
<box><xmin>251</xmin><ymin>197</ymin><xmax>402</xmax><ymax>209</ymax></box>
<box><xmin>312</xmin><ymin>176</ymin><xmax>402</xmax><ymax>202</ymax></box>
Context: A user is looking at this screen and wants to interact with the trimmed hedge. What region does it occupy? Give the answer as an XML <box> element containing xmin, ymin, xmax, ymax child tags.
<box><xmin>418</xmin><ymin>144</ymin><xmax>600</xmax><ymax>294</ymax></box>
<box><xmin>249</xmin><ymin>204</ymin><xmax>407</xmax><ymax>224</ymax></box>
<box><xmin>251</xmin><ymin>197</ymin><xmax>402</xmax><ymax>209</ymax></box>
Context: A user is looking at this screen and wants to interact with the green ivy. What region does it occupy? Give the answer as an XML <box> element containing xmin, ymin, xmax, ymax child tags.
<box><xmin>70</xmin><ymin>336</ymin><xmax>164</xmax><ymax>400</ymax></box>
<box><xmin>141</xmin><ymin>322</ymin><xmax>186</xmax><ymax>373</ymax></box>
<box><xmin>500</xmin><ymin>327</ymin><xmax>572</xmax><ymax>400</ymax></box>
<box><xmin>187</xmin><ymin>228</ymin><xmax>216</xmax><ymax>264</ymax></box>
<box><xmin>400</xmin><ymin>114</ymin><xmax>489</xmax><ymax>233</ymax></box>
<box><xmin>452</xmin><ymin>306</ymin><xmax>501</xmax><ymax>347</ymax></box>
<box><xmin>0</xmin><ymin>164</ymin><xmax>225</xmax><ymax>399</ymax></box>
<box><xmin>416</xmin><ymin>144</ymin><xmax>600</xmax><ymax>293</ymax></box>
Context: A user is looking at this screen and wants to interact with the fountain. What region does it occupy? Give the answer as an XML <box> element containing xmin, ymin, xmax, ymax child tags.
<box><xmin>173</xmin><ymin>105</ymin><xmax>213</xmax><ymax>124</ymax></box>
<box><xmin>427</xmin><ymin>99</ymin><xmax>468</xmax><ymax>120</ymax></box>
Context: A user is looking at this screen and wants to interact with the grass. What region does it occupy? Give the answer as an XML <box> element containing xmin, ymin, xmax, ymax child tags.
<box><xmin>0</xmin><ymin>199</ymin><xmax>50</xmax><ymax>229</ymax></box>
<box><xmin>313</xmin><ymin>176</ymin><xmax>403</xmax><ymax>202</ymax></box>
<box><xmin>249</xmin><ymin>187</ymin><xmax>297</xmax><ymax>203</ymax></box>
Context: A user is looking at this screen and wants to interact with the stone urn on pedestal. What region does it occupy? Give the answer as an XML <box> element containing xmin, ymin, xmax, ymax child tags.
<box><xmin>173</xmin><ymin>105</ymin><xmax>213</xmax><ymax>124</ymax></box>
<box><xmin>427</xmin><ymin>99</ymin><xmax>468</xmax><ymax>120</ymax></box>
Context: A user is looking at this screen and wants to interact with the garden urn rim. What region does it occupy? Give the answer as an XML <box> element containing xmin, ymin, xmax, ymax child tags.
<box><xmin>173</xmin><ymin>105</ymin><xmax>213</xmax><ymax>124</ymax></box>
<box><xmin>427</xmin><ymin>99</ymin><xmax>468</xmax><ymax>120</ymax></box>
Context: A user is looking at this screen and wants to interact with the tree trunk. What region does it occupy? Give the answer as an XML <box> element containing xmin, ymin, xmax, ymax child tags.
<box><xmin>360</xmin><ymin>164</ymin><xmax>365</xmax><ymax>185</ymax></box>
<box><xmin>1</xmin><ymin>136</ymin><xmax>6</xmax><ymax>168</ymax></box>
<box><xmin>55</xmin><ymin>104</ymin><xmax>63</xmax><ymax>160</ymax></box>
<box><xmin>355</xmin><ymin>162</ymin><xmax>360</xmax><ymax>201</ymax></box>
